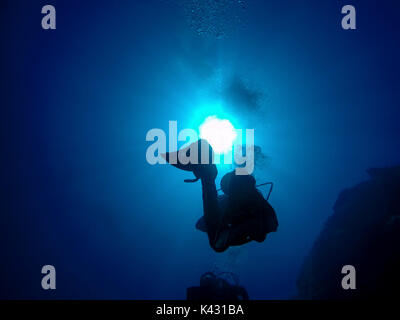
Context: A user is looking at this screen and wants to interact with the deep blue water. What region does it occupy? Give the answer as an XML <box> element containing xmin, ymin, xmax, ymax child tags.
<box><xmin>1</xmin><ymin>0</ymin><xmax>400</xmax><ymax>299</ymax></box>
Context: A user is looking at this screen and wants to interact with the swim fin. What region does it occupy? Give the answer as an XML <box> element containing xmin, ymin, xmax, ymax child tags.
<box><xmin>161</xmin><ymin>139</ymin><xmax>217</xmax><ymax>182</ymax></box>
<box><xmin>195</xmin><ymin>216</ymin><xmax>207</xmax><ymax>232</ymax></box>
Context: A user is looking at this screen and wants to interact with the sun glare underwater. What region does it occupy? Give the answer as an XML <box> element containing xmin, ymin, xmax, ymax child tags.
<box><xmin>199</xmin><ymin>116</ymin><xmax>237</xmax><ymax>154</ymax></box>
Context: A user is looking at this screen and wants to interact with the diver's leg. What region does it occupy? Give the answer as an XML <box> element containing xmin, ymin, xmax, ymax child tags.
<box><xmin>163</xmin><ymin>138</ymin><xmax>226</xmax><ymax>251</ymax></box>
<box><xmin>200</xmin><ymin>176</ymin><xmax>225</xmax><ymax>251</ymax></box>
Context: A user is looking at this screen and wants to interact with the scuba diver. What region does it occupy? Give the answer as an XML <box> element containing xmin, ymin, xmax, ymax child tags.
<box><xmin>162</xmin><ymin>139</ymin><xmax>278</xmax><ymax>253</ymax></box>
<box><xmin>187</xmin><ymin>272</ymin><xmax>249</xmax><ymax>300</ymax></box>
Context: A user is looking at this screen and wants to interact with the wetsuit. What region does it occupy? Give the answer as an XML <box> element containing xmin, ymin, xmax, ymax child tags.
<box><xmin>199</xmin><ymin>175</ymin><xmax>278</xmax><ymax>252</ymax></box>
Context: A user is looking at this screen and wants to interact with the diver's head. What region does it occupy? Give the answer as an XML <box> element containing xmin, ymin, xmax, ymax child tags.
<box><xmin>200</xmin><ymin>272</ymin><xmax>217</xmax><ymax>287</ymax></box>
<box><xmin>221</xmin><ymin>170</ymin><xmax>256</xmax><ymax>196</ymax></box>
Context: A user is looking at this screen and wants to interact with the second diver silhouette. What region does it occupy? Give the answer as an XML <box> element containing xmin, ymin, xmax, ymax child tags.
<box><xmin>162</xmin><ymin>139</ymin><xmax>278</xmax><ymax>253</ymax></box>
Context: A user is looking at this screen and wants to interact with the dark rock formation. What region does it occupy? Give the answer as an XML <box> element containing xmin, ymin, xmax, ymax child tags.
<box><xmin>296</xmin><ymin>166</ymin><xmax>400</xmax><ymax>299</ymax></box>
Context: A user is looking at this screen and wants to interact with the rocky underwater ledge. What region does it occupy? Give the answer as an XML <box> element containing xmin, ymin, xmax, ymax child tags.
<box><xmin>296</xmin><ymin>166</ymin><xmax>400</xmax><ymax>299</ymax></box>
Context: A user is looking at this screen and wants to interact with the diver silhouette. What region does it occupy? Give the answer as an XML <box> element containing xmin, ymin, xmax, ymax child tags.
<box><xmin>187</xmin><ymin>272</ymin><xmax>249</xmax><ymax>300</ymax></box>
<box><xmin>162</xmin><ymin>139</ymin><xmax>278</xmax><ymax>253</ymax></box>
